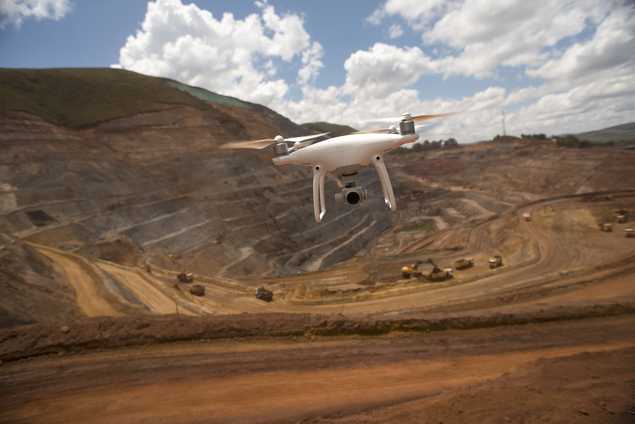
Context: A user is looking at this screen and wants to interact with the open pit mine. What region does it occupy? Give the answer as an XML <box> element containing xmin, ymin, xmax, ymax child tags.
<box><xmin>1</xmin><ymin>69</ymin><xmax>634</xmax><ymax>424</ymax></box>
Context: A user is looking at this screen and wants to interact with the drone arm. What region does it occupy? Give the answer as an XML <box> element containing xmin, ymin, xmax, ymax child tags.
<box><xmin>312</xmin><ymin>165</ymin><xmax>327</xmax><ymax>223</ymax></box>
<box><xmin>372</xmin><ymin>155</ymin><xmax>397</xmax><ymax>210</ymax></box>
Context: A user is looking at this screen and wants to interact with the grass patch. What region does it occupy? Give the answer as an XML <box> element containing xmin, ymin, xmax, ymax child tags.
<box><xmin>167</xmin><ymin>81</ymin><xmax>249</xmax><ymax>109</ymax></box>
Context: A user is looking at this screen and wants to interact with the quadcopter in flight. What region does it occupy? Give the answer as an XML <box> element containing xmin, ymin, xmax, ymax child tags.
<box><xmin>221</xmin><ymin>113</ymin><xmax>449</xmax><ymax>223</ymax></box>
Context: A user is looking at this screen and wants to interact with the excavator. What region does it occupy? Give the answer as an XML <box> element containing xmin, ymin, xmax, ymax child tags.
<box><xmin>401</xmin><ymin>260</ymin><xmax>424</xmax><ymax>279</ymax></box>
<box><xmin>426</xmin><ymin>258</ymin><xmax>454</xmax><ymax>282</ymax></box>
<box><xmin>401</xmin><ymin>259</ymin><xmax>453</xmax><ymax>282</ymax></box>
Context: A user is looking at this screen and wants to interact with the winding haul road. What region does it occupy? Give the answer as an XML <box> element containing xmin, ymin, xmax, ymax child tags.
<box><xmin>25</xmin><ymin>192</ymin><xmax>635</xmax><ymax>318</ymax></box>
<box><xmin>2</xmin><ymin>192</ymin><xmax>635</xmax><ymax>423</ymax></box>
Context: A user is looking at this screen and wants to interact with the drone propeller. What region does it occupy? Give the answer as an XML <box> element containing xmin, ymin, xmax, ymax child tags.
<box><xmin>353</xmin><ymin>127</ymin><xmax>394</xmax><ymax>135</ymax></box>
<box><xmin>355</xmin><ymin>112</ymin><xmax>454</xmax><ymax>134</ymax></box>
<box><xmin>287</xmin><ymin>132</ymin><xmax>329</xmax><ymax>143</ymax></box>
<box><xmin>220</xmin><ymin>132</ymin><xmax>329</xmax><ymax>151</ymax></box>
<box><xmin>412</xmin><ymin>112</ymin><xmax>454</xmax><ymax>122</ymax></box>
<box><xmin>220</xmin><ymin>138</ymin><xmax>277</xmax><ymax>150</ymax></box>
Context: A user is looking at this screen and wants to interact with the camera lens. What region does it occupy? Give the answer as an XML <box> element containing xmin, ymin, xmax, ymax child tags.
<box><xmin>346</xmin><ymin>191</ymin><xmax>361</xmax><ymax>205</ymax></box>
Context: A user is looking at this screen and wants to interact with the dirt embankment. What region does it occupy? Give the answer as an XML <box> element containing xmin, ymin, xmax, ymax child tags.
<box><xmin>1</xmin><ymin>315</ymin><xmax>633</xmax><ymax>424</ymax></box>
<box><xmin>1</xmin><ymin>303</ymin><xmax>634</xmax><ymax>362</ymax></box>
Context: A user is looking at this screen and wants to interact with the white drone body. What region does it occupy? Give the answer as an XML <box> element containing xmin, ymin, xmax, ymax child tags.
<box><xmin>222</xmin><ymin>113</ymin><xmax>448</xmax><ymax>223</ymax></box>
<box><xmin>273</xmin><ymin>131</ymin><xmax>417</xmax><ymax>223</ymax></box>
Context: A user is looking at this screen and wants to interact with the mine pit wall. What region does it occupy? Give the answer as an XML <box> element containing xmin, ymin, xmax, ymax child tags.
<box><xmin>5</xmin><ymin>110</ymin><xmax>635</xmax><ymax>280</ymax></box>
<box><xmin>0</xmin><ymin>112</ymin><xmax>394</xmax><ymax>277</ymax></box>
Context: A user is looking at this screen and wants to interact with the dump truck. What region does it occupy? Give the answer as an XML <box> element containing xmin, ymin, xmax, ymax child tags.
<box><xmin>489</xmin><ymin>255</ymin><xmax>503</xmax><ymax>269</ymax></box>
<box><xmin>190</xmin><ymin>284</ymin><xmax>205</xmax><ymax>297</ymax></box>
<box><xmin>402</xmin><ymin>259</ymin><xmax>452</xmax><ymax>282</ymax></box>
<box><xmin>522</xmin><ymin>212</ymin><xmax>532</xmax><ymax>222</ymax></box>
<box><xmin>427</xmin><ymin>267</ymin><xmax>453</xmax><ymax>282</ymax></box>
<box><xmin>626</xmin><ymin>228</ymin><xmax>634</xmax><ymax>238</ymax></box>
<box><xmin>454</xmin><ymin>258</ymin><xmax>474</xmax><ymax>270</ymax></box>
<box><xmin>177</xmin><ymin>272</ymin><xmax>194</xmax><ymax>283</ymax></box>
<box><xmin>256</xmin><ymin>287</ymin><xmax>274</xmax><ymax>302</ymax></box>
<box><xmin>614</xmin><ymin>209</ymin><xmax>629</xmax><ymax>223</ymax></box>
<box><xmin>600</xmin><ymin>223</ymin><xmax>613</xmax><ymax>232</ymax></box>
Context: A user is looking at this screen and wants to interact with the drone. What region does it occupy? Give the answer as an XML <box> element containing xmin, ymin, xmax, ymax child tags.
<box><xmin>221</xmin><ymin>113</ymin><xmax>449</xmax><ymax>223</ymax></box>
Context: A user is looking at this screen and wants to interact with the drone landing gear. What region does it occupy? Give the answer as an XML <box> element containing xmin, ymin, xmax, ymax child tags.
<box><xmin>372</xmin><ymin>155</ymin><xmax>397</xmax><ymax>210</ymax></box>
<box><xmin>312</xmin><ymin>157</ymin><xmax>397</xmax><ymax>223</ymax></box>
<box><xmin>312</xmin><ymin>165</ymin><xmax>327</xmax><ymax>223</ymax></box>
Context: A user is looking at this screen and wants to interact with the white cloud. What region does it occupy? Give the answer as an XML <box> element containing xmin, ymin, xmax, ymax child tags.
<box><xmin>352</xmin><ymin>0</ymin><xmax>635</xmax><ymax>141</ymax></box>
<box><xmin>116</xmin><ymin>0</ymin><xmax>635</xmax><ymax>142</ymax></box>
<box><xmin>372</xmin><ymin>0</ymin><xmax>613</xmax><ymax>78</ymax></box>
<box><xmin>388</xmin><ymin>24</ymin><xmax>403</xmax><ymax>39</ymax></box>
<box><xmin>277</xmin><ymin>80</ymin><xmax>508</xmax><ymax>143</ymax></box>
<box><xmin>298</xmin><ymin>41</ymin><xmax>323</xmax><ymax>86</ymax></box>
<box><xmin>499</xmin><ymin>4</ymin><xmax>635</xmax><ymax>136</ymax></box>
<box><xmin>0</xmin><ymin>0</ymin><xmax>70</xmax><ymax>28</ymax></box>
<box><xmin>369</xmin><ymin>0</ymin><xmax>452</xmax><ymax>30</ymax></box>
<box><xmin>507</xmin><ymin>73</ymin><xmax>635</xmax><ymax>136</ymax></box>
<box><xmin>343</xmin><ymin>43</ymin><xmax>436</xmax><ymax>99</ymax></box>
<box><xmin>527</xmin><ymin>7</ymin><xmax>635</xmax><ymax>81</ymax></box>
<box><xmin>115</xmin><ymin>0</ymin><xmax>317</xmax><ymax>106</ymax></box>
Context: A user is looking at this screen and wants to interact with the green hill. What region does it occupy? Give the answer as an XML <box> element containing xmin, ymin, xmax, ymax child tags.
<box><xmin>301</xmin><ymin>121</ymin><xmax>357</xmax><ymax>137</ymax></box>
<box><xmin>0</xmin><ymin>68</ymin><xmax>276</xmax><ymax>128</ymax></box>
<box><xmin>571</xmin><ymin>122</ymin><xmax>635</xmax><ymax>143</ymax></box>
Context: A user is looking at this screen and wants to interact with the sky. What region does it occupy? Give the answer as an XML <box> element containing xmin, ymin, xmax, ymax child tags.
<box><xmin>1</xmin><ymin>0</ymin><xmax>634</xmax><ymax>142</ymax></box>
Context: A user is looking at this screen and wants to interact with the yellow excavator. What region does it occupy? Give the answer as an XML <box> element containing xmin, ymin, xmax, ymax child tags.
<box><xmin>426</xmin><ymin>258</ymin><xmax>453</xmax><ymax>282</ymax></box>
<box><xmin>401</xmin><ymin>260</ymin><xmax>424</xmax><ymax>279</ymax></box>
<box><xmin>402</xmin><ymin>259</ymin><xmax>453</xmax><ymax>282</ymax></box>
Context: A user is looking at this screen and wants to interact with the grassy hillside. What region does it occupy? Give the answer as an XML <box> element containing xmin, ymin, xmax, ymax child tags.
<box><xmin>0</xmin><ymin>68</ymin><xmax>286</xmax><ymax>129</ymax></box>
<box><xmin>301</xmin><ymin>121</ymin><xmax>357</xmax><ymax>137</ymax></box>
<box><xmin>572</xmin><ymin>122</ymin><xmax>635</xmax><ymax>143</ymax></box>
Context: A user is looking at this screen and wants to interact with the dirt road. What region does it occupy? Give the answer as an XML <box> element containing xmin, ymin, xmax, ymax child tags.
<box><xmin>1</xmin><ymin>315</ymin><xmax>633</xmax><ymax>423</ymax></box>
<box><xmin>37</xmin><ymin>247</ymin><xmax>121</xmax><ymax>317</ymax></box>
<box><xmin>29</xmin><ymin>193</ymin><xmax>635</xmax><ymax>320</ymax></box>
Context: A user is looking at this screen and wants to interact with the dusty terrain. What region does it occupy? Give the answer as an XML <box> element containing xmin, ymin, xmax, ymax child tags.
<box><xmin>2</xmin><ymin>316</ymin><xmax>634</xmax><ymax>423</ymax></box>
<box><xmin>1</xmin><ymin>69</ymin><xmax>635</xmax><ymax>423</ymax></box>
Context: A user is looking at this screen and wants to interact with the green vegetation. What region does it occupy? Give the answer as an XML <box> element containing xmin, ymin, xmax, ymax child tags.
<box><xmin>572</xmin><ymin>122</ymin><xmax>635</xmax><ymax>143</ymax></box>
<box><xmin>167</xmin><ymin>81</ymin><xmax>249</xmax><ymax>109</ymax></box>
<box><xmin>492</xmin><ymin>135</ymin><xmax>521</xmax><ymax>143</ymax></box>
<box><xmin>300</xmin><ymin>121</ymin><xmax>357</xmax><ymax>137</ymax></box>
<box><xmin>0</xmin><ymin>68</ymin><xmax>252</xmax><ymax>128</ymax></box>
<box><xmin>392</xmin><ymin>138</ymin><xmax>459</xmax><ymax>154</ymax></box>
<box><xmin>553</xmin><ymin>135</ymin><xmax>592</xmax><ymax>148</ymax></box>
<box><xmin>520</xmin><ymin>133</ymin><xmax>548</xmax><ymax>139</ymax></box>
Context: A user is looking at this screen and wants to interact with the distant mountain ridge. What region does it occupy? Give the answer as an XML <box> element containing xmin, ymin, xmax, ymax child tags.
<box><xmin>0</xmin><ymin>68</ymin><xmax>302</xmax><ymax>135</ymax></box>
<box><xmin>300</xmin><ymin>121</ymin><xmax>357</xmax><ymax>137</ymax></box>
<box><xmin>570</xmin><ymin>121</ymin><xmax>635</xmax><ymax>143</ymax></box>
